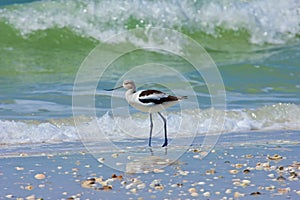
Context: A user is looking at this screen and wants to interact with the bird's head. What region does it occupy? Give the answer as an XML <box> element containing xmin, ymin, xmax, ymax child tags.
<box><xmin>104</xmin><ymin>80</ymin><xmax>136</xmax><ymax>91</ymax></box>
<box><xmin>123</xmin><ymin>80</ymin><xmax>136</xmax><ymax>90</ymax></box>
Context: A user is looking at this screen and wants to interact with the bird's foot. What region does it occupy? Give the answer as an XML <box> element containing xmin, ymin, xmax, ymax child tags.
<box><xmin>162</xmin><ymin>140</ymin><xmax>168</xmax><ymax>147</ymax></box>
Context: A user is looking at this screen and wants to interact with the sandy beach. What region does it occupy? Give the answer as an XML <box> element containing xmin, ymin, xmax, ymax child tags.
<box><xmin>1</xmin><ymin>130</ymin><xmax>299</xmax><ymax>200</ymax></box>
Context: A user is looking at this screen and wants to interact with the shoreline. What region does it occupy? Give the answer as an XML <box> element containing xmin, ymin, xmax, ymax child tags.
<box><xmin>0</xmin><ymin>130</ymin><xmax>299</xmax><ymax>199</ymax></box>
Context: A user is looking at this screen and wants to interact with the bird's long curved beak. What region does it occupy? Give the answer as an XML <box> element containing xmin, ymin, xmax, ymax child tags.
<box><xmin>104</xmin><ymin>85</ymin><xmax>123</xmax><ymax>91</ymax></box>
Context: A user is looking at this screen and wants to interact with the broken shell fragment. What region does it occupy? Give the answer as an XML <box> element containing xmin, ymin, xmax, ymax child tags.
<box><xmin>206</xmin><ymin>168</ymin><xmax>216</xmax><ymax>175</ymax></box>
<box><xmin>81</xmin><ymin>178</ymin><xmax>96</xmax><ymax>189</ymax></box>
<box><xmin>268</xmin><ymin>154</ymin><xmax>283</xmax><ymax>161</ymax></box>
<box><xmin>102</xmin><ymin>185</ymin><xmax>113</xmax><ymax>191</ymax></box>
<box><xmin>234</xmin><ymin>192</ymin><xmax>245</xmax><ymax>198</ymax></box>
<box><xmin>278</xmin><ymin>187</ymin><xmax>290</xmax><ymax>194</ymax></box>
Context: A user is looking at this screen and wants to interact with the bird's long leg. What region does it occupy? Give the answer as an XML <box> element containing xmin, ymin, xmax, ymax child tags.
<box><xmin>158</xmin><ymin>112</ymin><xmax>168</xmax><ymax>147</ymax></box>
<box><xmin>149</xmin><ymin>113</ymin><xmax>153</xmax><ymax>147</ymax></box>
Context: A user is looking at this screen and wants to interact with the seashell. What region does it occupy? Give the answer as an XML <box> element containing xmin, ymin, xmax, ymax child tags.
<box><xmin>188</xmin><ymin>188</ymin><xmax>197</xmax><ymax>193</ymax></box>
<box><xmin>203</xmin><ymin>192</ymin><xmax>210</xmax><ymax>197</ymax></box>
<box><xmin>25</xmin><ymin>185</ymin><xmax>34</xmax><ymax>190</ymax></box>
<box><xmin>265</xmin><ymin>185</ymin><xmax>276</xmax><ymax>191</ymax></box>
<box><xmin>225</xmin><ymin>189</ymin><xmax>232</xmax><ymax>194</ymax></box>
<box><xmin>15</xmin><ymin>167</ymin><xmax>24</xmax><ymax>171</ymax></box>
<box><xmin>34</xmin><ymin>173</ymin><xmax>46</xmax><ymax>180</ymax></box>
<box><xmin>191</xmin><ymin>192</ymin><xmax>199</xmax><ymax>197</ymax></box>
<box><xmin>111</xmin><ymin>153</ymin><xmax>119</xmax><ymax>158</ymax></box>
<box><xmin>229</xmin><ymin>169</ymin><xmax>239</xmax><ymax>174</ymax></box>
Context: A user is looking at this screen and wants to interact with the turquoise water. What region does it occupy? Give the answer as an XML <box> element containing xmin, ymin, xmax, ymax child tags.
<box><xmin>0</xmin><ymin>0</ymin><xmax>300</xmax><ymax>144</ymax></box>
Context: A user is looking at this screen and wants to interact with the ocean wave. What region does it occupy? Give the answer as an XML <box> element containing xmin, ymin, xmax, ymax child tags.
<box><xmin>0</xmin><ymin>0</ymin><xmax>299</xmax><ymax>45</ymax></box>
<box><xmin>0</xmin><ymin>103</ymin><xmax>299</xmax><ymax>145</ymax></box>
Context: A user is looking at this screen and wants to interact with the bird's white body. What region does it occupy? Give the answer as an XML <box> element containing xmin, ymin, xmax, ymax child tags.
<box><xmin>106</xmin><ymin>80</ymin><xmax>186</xmax><ymax>147</ymax></box>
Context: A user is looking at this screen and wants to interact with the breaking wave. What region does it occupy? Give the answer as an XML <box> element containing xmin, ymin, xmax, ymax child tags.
<box><xmin>1</xmin><ymin>103</ymin><xmax>299</xmax><ymax>145</ymax></box>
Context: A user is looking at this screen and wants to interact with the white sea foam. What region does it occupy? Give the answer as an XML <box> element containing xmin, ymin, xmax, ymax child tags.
<box><xmin>0</xmin><ymin>0</ymin><xmax>299</xmax><ymax>45</ymax></box>
<box><xmin>0</xmin><ymin>103</ymin><xmax>299</xmax><ymax>145</ymax></box>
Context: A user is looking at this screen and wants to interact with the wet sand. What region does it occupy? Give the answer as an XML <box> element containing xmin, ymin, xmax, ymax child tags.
<box><xmin>0</xmin><ymin>130</ymin><xmax>300</xmax><ymax>199</ymax></box>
